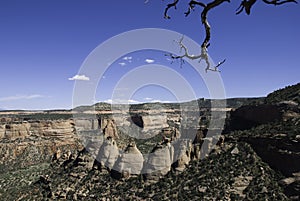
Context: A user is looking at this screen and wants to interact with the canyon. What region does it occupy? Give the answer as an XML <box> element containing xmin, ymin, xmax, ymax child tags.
<box><xmin>0</xmin><ymin>83</ymin><xmax>299</xmax><ymax>200</ymax></box>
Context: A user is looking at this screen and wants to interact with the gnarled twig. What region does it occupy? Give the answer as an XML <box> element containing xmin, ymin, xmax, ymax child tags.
<box><xmin>164</xmin><ymin>0</ymin><xmax>180</xmax><ymax>19</ymax></box>
<box><xmin>262</xmin><ymin>0</ymin><xmax>298</xmax><ymax>5</ymax></box>
<box><xmin>166</xmin><ymin>36</ymin><xmax>226</xmax><ymax>72</ymax></box>
<box><xmin>185</xmin><ymin>1</ymin><xmax>206</xmax><ymax>17</ymax></box>
<box><xmin>236</xmin><ymin>0</ymin><xmax>257</xmax><ymax>15</ymax></box>
<box><xmin>236</xmin><ymin>0</ymin><xmax>297</xmax><ymax>15</ymax></box>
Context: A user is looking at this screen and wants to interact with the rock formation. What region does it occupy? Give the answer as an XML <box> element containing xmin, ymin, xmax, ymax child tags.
<box><xmin>172</xmin><ymin>139</ymin><xmax>192</xmax><ymax>171</ymax></box>
<box><xmin>111</xmin><ymin>142</ymin><xmax>144</xmax><ymax>179</ymax></box>
<box><xmin>74</xmin><ymin>118</ymin><xmax>99</xmax><ymax>131</ymax></box>
<box><xmin>102</xmin><ymin>119</ymin><xmax>118</xmax><ymax>139</ymax></box>
<box><xmin>0</xmin><ymin>119</ymin><xmax>81</xmax><ymax>170</ymax></box>
<box><xmin>143</xmin><ymin>138</ymin><xmax>174</xmax><ymax>180</ymax></box>
<box><xmin>1</xmin><ymin>122</ymin><xmax>30</xmax><ymax>139</ymax></box>
<box><xmin>95</xmin><ymin>136</ymin><xmax>119</xmax><ymax>171</ymax></box>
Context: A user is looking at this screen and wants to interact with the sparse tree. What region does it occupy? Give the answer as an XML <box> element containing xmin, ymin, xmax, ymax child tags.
<box><xmin>147</xmin><ymin>0</ymin><xmax>298</xmax><ymax>72</ymax></box>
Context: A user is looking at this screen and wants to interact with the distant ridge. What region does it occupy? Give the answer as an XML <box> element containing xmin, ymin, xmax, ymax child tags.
<box><xmin>265</xmin><ymin>82</ymin><xmax>300</xmax><ymax>104</ymax></box>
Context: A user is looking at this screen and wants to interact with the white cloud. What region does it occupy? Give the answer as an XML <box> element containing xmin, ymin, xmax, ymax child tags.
<box><xmin>118</xmin><ymin>62</ymin><xmax>126</xmax><ymax>66</ymax></box>
<box><xmin>128</xmin><ymin>99</ymin><xmax>140</xmax><ymax>104</ymax></box>
<box><xmin>68</xmin><ymin>74</ymin><xmax>90</xmax><ymax>81</ymax></box>
<box><xmin>103</xmin><ymin>99</ymin><xmax>140</xmax><ymax>104</ymax></box>
<box><xmin>145</xmin><ymin>59</ymin><xmax>155</xmax><ymax>64</ymax></box>
<box><xmin>0</xmin><ymin>94</ymin><xmax>44</xmax><ymax>102</ymax></box>
<box><xmin>142</xmin><ymin>97</ymin><xmax>171</xmax><ymax>103</ymax></box>
<box><xmin>103</xmin><ymin>99</ymin><xmax>112</xmax><ymax>104</ymax></box>
<box><xmin>149</xmin><ymin>99</ymin><xmax>171</xmax><ymax>103</ymax></box>
<box><xmin>123</xmin><ymin>56</ymin><xmax>132</xmax><ymax>61</ymax></box>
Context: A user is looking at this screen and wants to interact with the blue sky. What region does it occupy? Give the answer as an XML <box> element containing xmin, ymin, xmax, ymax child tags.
<box><xmin>0</xmin><ymin>0</ymin><xmax>299</xmax><ymax>110</ymax></box>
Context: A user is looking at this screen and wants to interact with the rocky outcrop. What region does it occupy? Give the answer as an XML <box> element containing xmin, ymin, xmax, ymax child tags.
<box><xmin>74</xmin><ymin>118</ymin><xmax>99</xmax><ymax>131</ymax></box>
<box><xmin>141</xmin><ymin>114</ymin><xmax>169</xmax><ymax>132</ymax></box>
<box><xmin>1</xmin><ymin>122</ymin><xmax>30</xmax><ymax>139</ymax></box>
<box><xmin>95</xmin><ymin>136</ymin><xmax>119</xmax><ymax>170</ymax></box>
<box><xmin>0</xmin><ymin>120</ymin><xmax>75</xmax><ymax>140</ymax></box>
<box><xmin>130</xmin><ymin>114</ymin><xmax>144</xmax><ymax>128</ymax></box>
<box><xmin>143</xmin><ymin>139</ymin><xmax>174</xmax><ymax>180</ymax></box>
<box><xmin>111</xmin><ymin>143</ymin><xmax>144</xmax><ymax>179</ymax></box>
<box><xmin>172</xmin><ymin>139</ymin><xmax>192</xmax><ymax>171</ymax></box>
<box><xmin>102</xmin><ymin>119</ymin><xmax>118</xmax><ymax>139</ymax></box>
<box><xmin>117</xmin><ymin>111</ymin><xmax>171</xmax><ymax>138</ymax></box>
<box><xmin>30</xmin><ymin>120</ymin><xmax>75</xmax><ymax>138</ymax></box>
<box><xmin>0</xmin><ymin>119</ymin><xmax>81</xmax><ymax>171</ymax></box>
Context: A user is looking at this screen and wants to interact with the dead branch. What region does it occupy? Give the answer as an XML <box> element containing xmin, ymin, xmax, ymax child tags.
<box><xmin>185</xmin><ymin>1</ymin><xmax>206</xmax><ymax>17</ymax></box>
<box><xmin>206</xmin><ymin>59</ymin><xmax>226</xmax><ymax>72</ymax></box>
<box><xmin>166</xmin><ymin>35</ymin><xmax>225</xmax><ymax>72</ymax></box>
<box><xmin>262</xmin><ymin>0</ymin><xmax>298</xmax><ymax>5</ymax></box>
<box><xmin>236</xmin><ymin>0</ymin><xmax>257</xmax><ymax>15</ymax></box>
<box><xmin>165</xmin><ymin>1</ymin><xmax>229</xmax><ymax>72</ymax></box>
<box><xmin>163</xmin><ymin>0</ymin><xmax>297</xmax><ymax>72</ymax></box>
<box><xmin>164</xmin><ymin>0</ymin><xmax>180</xmax><ymax>19</ymax></box>
<box><xmin>236</xmin><ymin>0</ymin><xmax>297</xmax><ymax>15</ymax></box>
<box><xmin>201</xmin><ymin>0</ymin><xmax>230</xmax><ymax>49</ymax></box>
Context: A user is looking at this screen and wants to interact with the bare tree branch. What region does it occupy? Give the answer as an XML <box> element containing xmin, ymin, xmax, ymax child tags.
<box><xmin>166</xmin><ymin>36</ymin><xmax>225</xmax><ymax>72</ymax></box>
<box><xmin>164</xmin><ymin>1</ymin><xmax>229</xmax><ymax>72</ymax></box>
<box><xmin>164</xmin><ymin>0</ymin><xmax>180</xmax><ymax>19</ymax></box>
<box><xmin>185</xmin><ymin>1</ymin><xmax>206</xmax><ymax>17</ymax></box>
<box><xmin>166</xmin><ymin>0</ymin><xmax>230</xmax><ymax>49</ymax></box>
<box><xmin>201</xmin><ymin>0</ymin><xmax>230</xmax><ymax>49</ymax></box>
<box><xmin>206</xmin><ymin>59</ymin><xmax>226</xmax><ymax>72</ymax></box>
<box><xmin>163</xmin><ymin>0</ymin><xmax>298</xmax><ymax>72</ymax></box>
<box><xmin>236</xmin><ymin>0</ymin><xmax>257</xmax><ymax>15</ymax></box>
<box><xmin>262</xmin><ymin>0</ymin><xmax>298</xmax><ymax>5</ymax></box>
<box><xmin>236</xmin><ymin>0</ymin><xmax>297</xmax><ymax>15</ymax></box>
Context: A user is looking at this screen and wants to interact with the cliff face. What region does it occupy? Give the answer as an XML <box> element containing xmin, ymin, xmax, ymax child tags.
<box><xmin>0</xmin><ymin>109</ymin><xmax>192</xmax><ymax>172</ymax></box>
<box><xmin>0</xmin><ymin>119</ymin><xmax>82</xmax><ymax>171</ymax></box>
